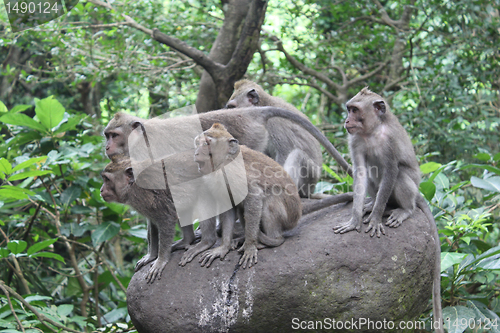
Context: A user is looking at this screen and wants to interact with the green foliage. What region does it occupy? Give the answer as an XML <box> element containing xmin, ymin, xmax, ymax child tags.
<box><xmin>420</xmin><ymin>153</ymin><xmax>500</xmax><ymax>332</ymax></box>
<box><xmin>0</xmin><ymin>97</ymin><xmax>142</xmax><ymax>331</ymax></box>
<box><xmin>0</xmin><ymin>0</ymin><xmax>499</xmax><ymax>331</ymax></box>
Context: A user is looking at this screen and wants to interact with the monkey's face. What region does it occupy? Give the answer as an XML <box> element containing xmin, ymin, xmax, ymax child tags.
<box><xmin>225</xmin><ymin>88</ymin><xmax>259</xmax><ymax>108</ymax></box>
<box><xmin>100</xmin><ymin>170</ymin><xmax>130</xmax><ymax>203</ymax></box>
<box><xmin>104</xmin><ymin>124</ymin><xmax>126</xmax><ymax>158</ymax></box>
<box><xmin>194</xmin><ymin>129</ymin><xmax>239</xmax><ymax>174</ymax></box>
<box><xmin>194</xmin><ymin>134</ymin><xmax>215</xmax><ymax>174</ymax></box>
<box><xmin>344</xmin><ymin>105</ymin><xmax>364</xmax><ymax>135</ymax></box>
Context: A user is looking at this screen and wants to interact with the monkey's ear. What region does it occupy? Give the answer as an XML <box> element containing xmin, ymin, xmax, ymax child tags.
<box><xmin>125</xmin><ymin>167</ymin><xmax>135</xmax><ymax>184</ymax></box>
<box><xmin>373</xmin><ymin>100</ymin><xmax>386</xmax><ymax>114</ymax></box>
<box><xmin>228</xmin><ymin>139</ymin><xmax>239</xmax><ymax>155</ymax></box>
<box><xmin>131</xmin><ymin>121</ymin><xmax>144</xmax><ymax>130</ymax></box>
<box><xmin>247</xmin><ymin>89</ymin><xmax>259</xmax><ymax>105</ymax></box>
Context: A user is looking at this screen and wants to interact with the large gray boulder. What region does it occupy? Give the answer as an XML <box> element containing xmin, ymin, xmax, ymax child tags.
<box><xmin>127</xmin><ymin>201</ymin><xmax>437</xmax><ymax>333</ymax></box>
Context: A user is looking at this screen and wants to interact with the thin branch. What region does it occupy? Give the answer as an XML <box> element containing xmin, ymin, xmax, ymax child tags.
<box><xmin>0</xmin><ymin>228</ymin><xmax>31</xmax><ymax>294</ymax></box>
<box><xmin>348</xmin><ymin>59</ymin><xmax>391</xmax><ymax>86</ymax></box>
<box><xmin>39</xmin><ymin>177</ymin><xmax>90</xmax><ymax>317</ymax></box>
<box><xmin>86</xmin><ymin>0</ymin><xmax>224</xmax><ymax>75</ymax></box>
<box><xmin>267</xmin><ymin>33</ymin><xmax>342</xmax><ymax>91</ymax></box>
<box><xmin>0</xmin><ymin>284</ymin><xmax>25</xmax><ymax>333</ymax></box>
<box><xmin>0</xmin><ymin>281</ymin><xmax>85</xmax><ymax>333</ymax></box>
<box><xmin>65</xmin><ymin>239</ymin><xmax>127</xmax><ymax>293</ymax></box>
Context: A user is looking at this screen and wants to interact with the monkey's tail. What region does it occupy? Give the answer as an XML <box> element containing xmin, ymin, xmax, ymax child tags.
<box><xmin>417</xmin><ymin>195</ymin><xmax>444</xmax><ymax>333</ymax></box>
<box><xmin>301</xmin><ymin>193</ymin><xmax>353</xmax><ymax>215</ymax></box>
<box><xmin>258</xmin><ymin>231</ymin><xmax>285</xmax><ymax>247</ymax></box>
<box><xmin>259</xmin><ymin>107</ymin><xmax>353</xmax><ymax>177</ymax></box>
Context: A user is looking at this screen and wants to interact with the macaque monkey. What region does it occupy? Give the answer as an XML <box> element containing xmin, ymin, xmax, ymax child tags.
<box><xmin>101</xmin><ymin>155</ymin><xmax>178</xmax><ymax>283</ymax></box>
<box><xmin>226</xmin><ymin>80</ymin><xmax>324</xmax><ymax>198</ymax></box>
<box><xmin>332</xmin><ymin>87</ymin><xmax>443</xmax><ymax>333</ymax></box>
<box><xmin>103</xmin><ymin>107</ymin><xmax>352</xmax><ymax>177</ymax></box>
<box><xmin>104</xmin><ymin>118</ymin><xmax>197</xmax><ymax>252</ymax></box>
<box><xmin>189</xmin><ymin>123</ymin><xmax>302</xmax><ymax>268</ymax></box>
<box><xmin>103</xmin><ymin>107</ymin><xmax>352</xmax><ymax>267</ymax></box>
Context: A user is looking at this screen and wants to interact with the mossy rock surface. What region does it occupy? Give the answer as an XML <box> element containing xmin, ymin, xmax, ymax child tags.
<box><xmin>127</xmin><ymin>201</ymin><xmax>436</xmax><ymax>333</ymax></box>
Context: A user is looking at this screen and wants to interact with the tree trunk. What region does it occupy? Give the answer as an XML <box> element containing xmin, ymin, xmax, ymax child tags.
<box><xmin>195</xmin><ymin>0</ymin><xmax>251</xmax><ymax>112</ymax></box>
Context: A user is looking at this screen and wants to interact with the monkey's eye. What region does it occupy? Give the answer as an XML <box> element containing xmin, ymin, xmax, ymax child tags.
<box><xmin>102</xmin><ymin>175</ymin><xmax>109</xmax><ymax>181</ymax></box>
<box><xmin>111</xmin><ymin>133</ymin><xmax>119</xmax><ymax>138</ymax></box>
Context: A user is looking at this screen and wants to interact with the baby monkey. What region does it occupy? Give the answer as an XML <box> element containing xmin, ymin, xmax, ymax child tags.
<box><xmin>192</xmin><ymin>123</ymin><xmax>302</xmax><ymax>268</ymax></box>
<box><xmin>333</xmin><ymin>87</ymin><xmax>443</xmax><ymax>333</ymax></box>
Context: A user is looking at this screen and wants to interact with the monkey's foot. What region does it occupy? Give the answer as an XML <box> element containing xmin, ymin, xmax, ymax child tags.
<box><xmin>386</xmin><ymin>208</ymin><xmax>412</xmax><ymax>228</ymax></box>
<box><xmin>135</xmin><ymin>254</ymin><xmax>156</xmax><ymax>272</ymax></box>
<box><xmin>199</xmin><ymin>245</ymin><xmax>230</xmax><ymax>268</ymax></box>
<box><xmin>145</xmin><ymin>258</ymin><xmax>168</xmax><ymax>284</ymax></box>
<box><xmin>238</xmin><ymin>242</ymin><xmax>258</xmax><ymax>269</ymax></box>
<box><xmin>171</xmin><ymin>238</ymin><xmax>192</xmax><ymax>252</ymax></box>
<box><xmin>332</xmin><ymin>218</ymin><xmax>361</xmax><ymax>234</ymax></box>
<box><xmin>364</xmin><ymin>218</ymin><xmax>386</xmax><ymax>238</ymax></box>
<box><xmin>179</xmin><ymin>240</ymin><xmax>215</xmax><ymax>266</ymax></box>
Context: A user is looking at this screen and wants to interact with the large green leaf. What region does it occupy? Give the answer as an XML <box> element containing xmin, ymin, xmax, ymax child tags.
<box><xmin>0</xmin><ymin>158</ymin><xmax>12</xmax><ymax>175</ymax></box>
<box><xmin>60</xmin><ymin>186</ymin><xmax>82</xmax><ymax>206</ymax></box>
<box><xmin>471</xmin><ymin>176</ymin><xmax>500</xmax><ymax>193</ymax></box>
<box><xmin>0</xmin><ymin>100</ymin><xmax>7</xmax><ymax>113</ymax></box>
<box><xmin>34</xmin><ymin>96</ymin><xmax>65</xmax><ymax>130</ymax></box>
<box><xmin>12</xmin><ymin>156</ymin><xmax>47</xmax><ymax>172</ymax></box>
<box><xmin>314</xmin><ymin>181</ymin><xmax>334</xmax><ymax>193</ymax></box>
<box><xmin>27</xmin><ymin>238</ymin><xmax>58</xmax><ymax>256</ymax></box>
<box><xmin>420</xmin><ymin>162</ymin><xmax>442</xmax><ymax>174</ymax></box>
<box><xmin>92</xmin><ymin>222</ymin><xmax>120</xmax><ymax>247</ymax></box>
<box><xmin>467</xmin><ymin>301</ymin><xmax>500</xmax><ymax>333</ymax></box>
<box><xmin>8</xmin><ymin>170</ymin><xmax>52</xmax><ymax>181</ymax></box>
<box><xmin>9</xmin><ymin>104</ymin><xmax>32</xmax><ymax>114</ymax></box>
<box><xmin>420</xmin><ymin>181</ymin><xmax>436</xmax><ymax>201</ymax></box>
<box><xmin>25</xmin><ymin>295</ymin><xmax>53</xmax><ymax>303</ymax></box>
<box><xmin>461</xmin><ymin>164</ymin><xmax>500</xmax><ymax>176</ymax></box>
<box><xmin>7</xmin><ymin>240</ymin><xmax>27</xmax><ymax>255</ymax></box>
<box><xmin>442</xmin><ymin>306</ymin><xmax>476</xmax><ymax>333</ymax></box>
<box><xmin>0</xmin><ymin>112</ymin><xmax>46</xmax><ymax>132</ymax></box>
<box><xmin>30</xmin><ymin>252</ymin><xmax>65</xmax><ymax>263</ymax></box>
<box><xmin>101</xmin><ymin>307</ymin><xmax>128</xmax><ymax>324</ymax></box>
<box><xmin>441</xmin><ymin>252</ymin><xmax>468</xmax><ymax>272</ymax></box>
<box><xmin>0</xmin><ymin>186</ymin><xmax>35</xmax><ymax>200</ymax></box>
<box><xmin>57</xmin><ymin>304</ymin><xmax>74</xmax><ymax>317</ymax></box>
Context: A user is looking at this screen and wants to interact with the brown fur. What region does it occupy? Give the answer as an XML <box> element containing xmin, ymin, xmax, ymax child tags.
<box><xmin>226</xmin><ymin>80</ymin><xmax>324</xmax><ymax>198</ymax></box>
<box><xmin>185</xmin><ymin>123</ymin><xmax>302</xmax><ymax>268</ymax></box>
<box><xmin>101</xmin><ymin>155</ymin><xmax>177</xmax><ymax>283</ymax></box>
<box><xmin>103</xmin><ymin>107</ymin><xmax>352</xmax><ymax>269</ymax></box>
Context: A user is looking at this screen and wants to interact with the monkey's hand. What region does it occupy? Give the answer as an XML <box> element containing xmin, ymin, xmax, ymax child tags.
<box><xmin>135</xmin><ymin>254</ymin><xmax>156</xmax><ymax>272</ymax></box>
<box><xmin>332</xmin><ymin>218</ymin><xmax>361</xmax><ymax>234</ymax></box>
<box><xmin>199</xmin><ymin>245</ymin><xmax>230</xmax><ymax>268</ymax></box>
<box><xmin>363</xmin><ymin>214</ymin><xmax>386</xmax><ymax>237</ymax></box>
<box><xmin>146</xmin><ymin>259</ymin><xmax>168</xmax><ymax>284</ymax></box>
<box><xmin>179</xmin><ymin>240</ymin><xmax>214</xmax><ymax>267</ymax></box>
<box><xmin>238</xmin><ymin>242</ymin><xmax>258</xmax><ymax>269</ymax></box>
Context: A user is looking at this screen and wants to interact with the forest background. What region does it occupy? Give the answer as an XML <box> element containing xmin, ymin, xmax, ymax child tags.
<box><xmin>0</xmin><ymin>0</ymin><xmax>499</xmax><ymax>332</ymax></box>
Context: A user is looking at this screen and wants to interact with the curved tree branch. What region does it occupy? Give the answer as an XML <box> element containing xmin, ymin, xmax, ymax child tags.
<box><xmin>152</xmin><ymin>28</ymin><xmax>225</xmax><ymax>77</ymax></box>
<box><xmin>268</xmin><ymin>34</ymin><xmax>342</xmax><ymax>92</ymax></box>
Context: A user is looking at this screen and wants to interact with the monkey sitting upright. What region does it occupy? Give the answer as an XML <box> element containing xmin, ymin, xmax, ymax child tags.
<box><xmin>192</xmin><ymin>123</ymin><xmax>302</xmax><ymax>268</ymax></box>
<box><xmin>226</xmin><ymin>80</ymin><xmax>331</xmax><ymax>198</ymax></box>
<box><xmin>333</xmin><ymin>87</ymin><xmax>443</xmax><ymax>333</ymax></box>
<box><xmin>101</xmin><ymin>155</ymin><xmax>181</xmax><ymax>283</ymax></box>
